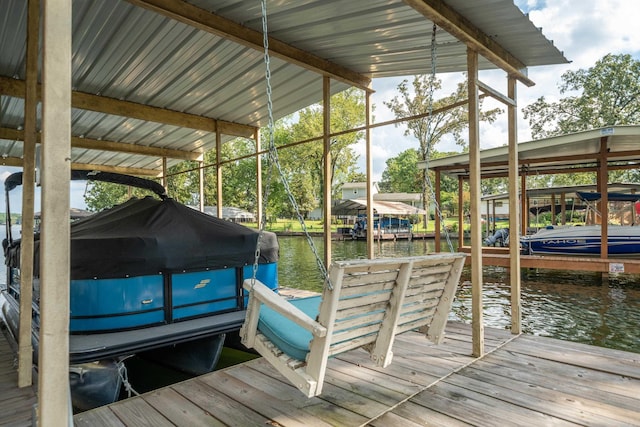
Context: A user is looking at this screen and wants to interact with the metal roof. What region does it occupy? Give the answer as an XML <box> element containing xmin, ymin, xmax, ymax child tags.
<box><xmin>425</xmin><ymin>126</ymin><xmax>640</xmax><ymax>178</ymax></box>
<box><xmin>481</xmin><ymin>183</ymin><xmax>640</xmax><ymax>201</ymax></box>
<box><xmin>334</xmin><ymin>199</ymin><xmax>427</xmax><ymax>216</ymax></box>
<box><xmin>0</xmin><ymin>0</ymin><xmax>568</xmax><ymax>176</ymax></box>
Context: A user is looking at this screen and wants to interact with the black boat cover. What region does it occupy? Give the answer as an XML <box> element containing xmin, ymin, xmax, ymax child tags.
<box><xmin>7</xmin><ymin>197</ymin><xmax>279</xmax><ymax>280</ymax></box>
<box><xmin>576</xmin><ymin>191</ymin><xmax>640</xmax><ymax>202</ymax></box>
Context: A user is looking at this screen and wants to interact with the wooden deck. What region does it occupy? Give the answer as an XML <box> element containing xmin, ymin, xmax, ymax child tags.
<box><xmin>0</xmin><ymin>323</ymin><xmax>37</xmax><ymax>427</ymax></box>
<box><xmin>74</xmin><ymin>322</ymin><xmax>640</xmax><ymax>427</ymax></box>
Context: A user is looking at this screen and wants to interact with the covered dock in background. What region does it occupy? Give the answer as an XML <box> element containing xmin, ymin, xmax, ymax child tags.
<box><xmin>333</xmin><ymin>199</ymin><xmax>427</xmax><ymax>217</ymax></box>
<box><xmin>333</xmin><ymin>199</ymin><xmax>428</xmax><ymax>240</ymax></box>
<box><xmin>482</xmin><ymin>182</ymin><xmax>640</xmax><ymax>235</ymax></box>
<box><xmin>424</xmin><ymin>125</ymin><xmax>640</xmax><ymax>273</ymax></box>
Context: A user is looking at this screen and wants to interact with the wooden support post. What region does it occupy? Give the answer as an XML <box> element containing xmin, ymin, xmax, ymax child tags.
<box><xmin>507</xmin><ymin>76</ymin><xmax>521</xmax><ymax>335</ymax></box>
<box><xmin>161</xmin><ymin>157</ymin><xmax>167</xmax><ymax>188</ymax></box>
<box><xmin>198</xmin><ymin>153</ymin><xmax>205</xmax><ymax>212</ymax></box>
<box><xmin>434</xmin><ymin>170</ymin><xmax>441</xmax><ymax>252</ymax></box>
<box><xmin>551</xmin><ymin>193</ymin><xmax>556</xmax><ymax>225</ymax></box>
<box><xmin>323</xmin><ymin>76</ymin><xmax>332</xmax><ymax>266</ymax></box>
<box><xmin>40</xmin><ymin>0</ymin><xmax>72</xmax><ymax>423</ymax></box>
<box><xmin>521</xmin><ymin>173</ymin><xmax>528</xmax><ymax>235</ymax></box>
<box><xmin>485</xmin><ymin>199</ymin><xmax>491</xmax><ymax>238</ymax></box>
<box><xmin>560</xmin><ymin>193</ymin><xmax>566</xmax><ymax>225</ymax></box>
<box><xmin>467</xmin><ymin>48</ymin><xmax>484</xmax><ymax>357</ymax></box>
<box><xmin>365</xmin><ymin>86</ymin><xmax>374</xmax><ymax>259</ymax></box>
<box><xmin>256</xmin><ymin>129</ymin><xmax>263</xmax><ymax>229</ymax></box>
<box><xmin>458</xmin><ymin>176</ymin><xmax>464</xmax><ymax>248</ymax></box>
<box><xmin>18</xmin><ymin>0</ymin><xmax>39</xmax><ymax>389</ymax></box>
<box><xmin>599</xmin><ymin>137</ymin><xmax>609</xmax><ymax>258</ymax></box>
<box><xmin>216</xmin><ymin>127</ymin><xmax>223</xmax><ymax>219</ymax></box>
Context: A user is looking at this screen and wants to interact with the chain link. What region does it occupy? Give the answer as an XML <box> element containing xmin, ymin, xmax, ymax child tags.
<box><xmin>423</xmin><ymin>24</ymin><xmax>455</xmax><ymax>252</ymax></box>
<box><xmin>252</xmin><ymin>0</ymin><xmax>331</xmax><ymax>289</ymax></box>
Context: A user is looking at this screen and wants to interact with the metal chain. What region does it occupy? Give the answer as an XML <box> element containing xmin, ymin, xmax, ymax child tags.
<box><xmin>253</xmin><ymin>0</ymin><xmax>331</xmax><ymax>289</ymax></box>
<box><xmin>423</xmin><ymin>24</ymin><xmax>455</xmax><ymax>252</ymax></box>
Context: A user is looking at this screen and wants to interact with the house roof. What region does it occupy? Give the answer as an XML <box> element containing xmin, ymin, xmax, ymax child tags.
<box><xmin>481</xmin><ymin>183</ymin><xmax>640</xmax><ymax>201</ymax></box>
<box><xmin>334</xmin><ymin>199</ymin><xmax>427</xmax><ymax>216</ymax></box>
<box><xmin>375</xmin><ymin>193</ymin><xmax>422</xmax><ymax>202</ymax></box>
<box><xmin>1</xmin><ymin>0</ymin><xmax>568</xmax><ymax>176</ymax></box>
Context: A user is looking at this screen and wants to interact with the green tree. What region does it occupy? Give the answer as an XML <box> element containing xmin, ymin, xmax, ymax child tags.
<box><xmin>220</xmin><ymin>138</ymin><xmax>260</xmax><ymax>212</ymax></box>
<box><xmin>384</xmin><ymin>75</ymin><xmax>502</xmax><ymax>222</ymax></box>
<box><xmin>283</xmin><ymin>87</ymin><xmax>365</xmax><ymax>210</ymax></box>
<box><xmin>523</xmin><ymin>53</ymin><xmax>640</xmax><ymax>188</ymax></box>
<box><xmin>166</xmin><ymin>160</ymin><xmax>200</xmax><ymax>205</ymax></box>
<box><xmin>84</xmin><ymin>180</ymin><xmax>160</xmax><ymax>211</ymax></box>
<box><xmin>523</xmin><ymin>54</ymin><xmax>640</xmax><ymax>139</ymax></box>
<box><xmin>380</xmin><ymin>148</ymin><xmax>421</xmax><ymax>193</ymax></box>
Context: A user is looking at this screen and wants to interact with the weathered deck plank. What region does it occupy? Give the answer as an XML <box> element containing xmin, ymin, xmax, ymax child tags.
<box><xmin>0</xmin><ymin>325</ymin><xmax>36</xmax><ymax>427</ymax></box>
<box><xmin>67</xmin><ymin>322</ymin><xmax>640</xmax><ymax>427</ymax></box>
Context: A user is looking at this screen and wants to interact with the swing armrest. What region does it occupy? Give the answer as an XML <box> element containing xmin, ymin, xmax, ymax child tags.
<box><xmin>243</xmin><ymin>279</ymin><xmax>327</xmax><ymax>338</ymax></box>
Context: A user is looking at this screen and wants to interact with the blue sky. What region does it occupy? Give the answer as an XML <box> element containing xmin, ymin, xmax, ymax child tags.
<box><xmin>3</xmin><ymin>0</ymin><xmax>640</xmax><ymax>212</ymax></box>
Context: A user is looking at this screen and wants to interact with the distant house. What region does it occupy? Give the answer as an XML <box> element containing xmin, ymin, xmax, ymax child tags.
<box><xmin>189</xmin><ymin>205</ymin><xmax>256</xmax><ymax>223</ymax></box>
<box><xmin>340</xmin><ymin>182</ymin><xmax>380</xmax><ymax>200</ymax></box>
<box><xmin>308</xmin><ymin>182</ymin><xmax>426</xmax><ymax>220</ymax></box>
<box><xmin>374</xmin><ymin>192</ymin><xmax>422</xmax><ymax>209</ymax></box>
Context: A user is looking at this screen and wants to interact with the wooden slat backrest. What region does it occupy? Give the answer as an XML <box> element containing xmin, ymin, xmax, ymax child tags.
<box><xmin>327</xmin><ymin>260</ymin><xmax>405</xmax><ymax>356</ymax></box>
<box><xmin>241</xmin><ymin>252</ymin><xmax>466</xmax><ymax>397</ymax></box>
<box><xmin>400</xmin><ymin>254</ymin><xmax>466</xmax><ymax>343</ymax></box>
<box><xmin>324</xmin><ymin>253</ymin><xmax>466</xmax><ymax>357</ymax></box>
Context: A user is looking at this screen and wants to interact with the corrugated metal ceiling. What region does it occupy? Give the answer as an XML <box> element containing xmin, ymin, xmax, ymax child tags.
<box><xmin>0</xmin><ymin>0</ymin><xmax>568</xmax><ymax>175</ymax></box>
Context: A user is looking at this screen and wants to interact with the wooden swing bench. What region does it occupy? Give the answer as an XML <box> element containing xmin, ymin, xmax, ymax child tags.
<box><xmin>240</xmin><ymin>253</ymin><xmax>466</xmax><ymax>397</ymax></box>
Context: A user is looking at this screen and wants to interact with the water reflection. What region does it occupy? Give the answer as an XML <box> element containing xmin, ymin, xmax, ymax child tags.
<box><xmin>277</xmin><ymin>236</ymin><xmax>640</xmax><ymax>353</ymax></box>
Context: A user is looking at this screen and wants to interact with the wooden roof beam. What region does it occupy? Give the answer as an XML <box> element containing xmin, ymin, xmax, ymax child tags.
<box><xmin>70</xmin><ymin>163</ymin><xmax>162</xmax><ymax>177</ymax></box>
<box><xmin>127</xmin><ymin>0</ymin><xmax>372</xmax><ymax>91</ymax></box>
<box><xmin>0</xmin><ymin>154</ymin><xmax>161</xmax><ymax>177</ymax></box>
<box><xmin>0</xmin><ymin>127</ymin><xmax>201</xmax><ymax>161</ymax></box>
<box><xmin>0</xmin><ymin>76</ymin><xmax>256</xmax><ymax>138</ymax></box>
<box><xmin>405</xmin><ymin>0</ymin><xmax>536</xmax><ymax>87</ymax></box>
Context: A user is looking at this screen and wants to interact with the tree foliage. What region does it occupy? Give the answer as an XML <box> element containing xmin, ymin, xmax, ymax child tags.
<box><xmin>383</xmin><ymin>75</ymin><xmax>502</xmax><ymax>218</ymax></box>
<box><xmin>379</xmin><ymin>148</ymin><xmax>421</xmax><ymax>193</ymax></box>
<box><xmin>523</xmin><ymin>53</ymin><xmax>640</xmax><ymax>139</ymax></box>
<box><xmin>84</xmin><ymin>179</ymin><xmax>161</xmax><ymax>212</ymax></box>
<box><xmin>285</xmin><ymin>87</ymin><xmax>365</xmax><ymax>204</ymax></box>
<box><xmin>523</xmin><ymin>53</ymin><xmax>640</xmax><ymax>188</ymax></box>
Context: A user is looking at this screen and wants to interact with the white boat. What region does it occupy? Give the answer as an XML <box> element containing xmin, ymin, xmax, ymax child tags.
<box><xmin>521</xmin><ymin>224</ymin><xmax>640</xmax><ymax>256</ymax></box>
<box><xmin>520</xmin><ymin>190</ymin><xmax>640</xmax><ymax>257</ymax></box>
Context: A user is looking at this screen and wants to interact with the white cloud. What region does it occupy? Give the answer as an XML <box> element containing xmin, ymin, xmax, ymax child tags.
<box><xmin>361</xmin><ymin>0</ymin><xmax>640</xmax><ymax>174</ymax></box>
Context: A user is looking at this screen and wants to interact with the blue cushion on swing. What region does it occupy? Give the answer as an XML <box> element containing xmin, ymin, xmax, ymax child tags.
<box><xmin>258</xmin><ymin>295</ymin><xmax>321</xmax><ymax>361</ymax></box>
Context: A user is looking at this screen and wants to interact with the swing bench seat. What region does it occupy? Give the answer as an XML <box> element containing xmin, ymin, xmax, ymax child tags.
<box><xmin>240</xmin><ymin>253</ymin><xmax>466</xmax><ymax>397</ymax></box>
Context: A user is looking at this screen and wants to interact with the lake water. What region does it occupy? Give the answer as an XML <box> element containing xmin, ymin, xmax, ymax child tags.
<box><xmin>5</xmin><ymin>230</ymin><xmax>635</xmax><ymax>353</ymax></box>
<box><xmin>277</xmin><ymin>236</ymin><xmax>640</xmax><ymax>354</ymax></box>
